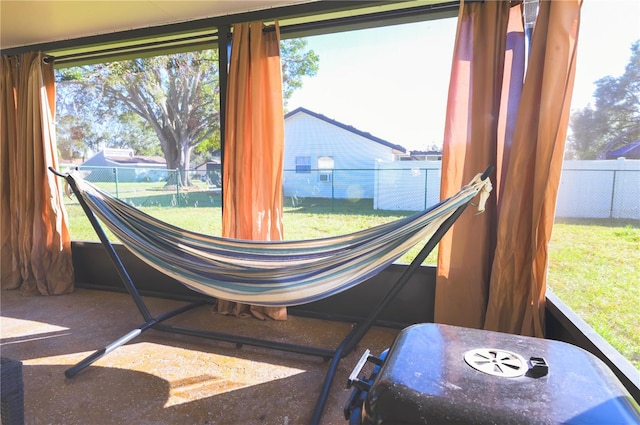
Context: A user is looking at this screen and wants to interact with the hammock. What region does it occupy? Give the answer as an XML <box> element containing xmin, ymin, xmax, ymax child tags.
<box><xmin>52</xmin><ymin>165</ymin><xmax>492</xmax><ymax>425</ymax></box>
<box><xmin>69</xmin><ymin>170</ymin><xmax>493</xmax><ymax>306</ymax></box>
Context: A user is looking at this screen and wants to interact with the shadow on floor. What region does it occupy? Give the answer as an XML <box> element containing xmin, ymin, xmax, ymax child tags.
<box><xmin>1</xmin><ymin>288</ymin><xmax>398</xmax><ymax>425</ymax></box>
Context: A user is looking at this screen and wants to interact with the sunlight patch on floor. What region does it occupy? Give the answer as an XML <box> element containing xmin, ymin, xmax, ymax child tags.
<box><xmin>0</xmin><ymin>317</ymin><xmax>69</xmax><ymax>341</ymax></box>
<box><xmin>66</xmin><ymin>341</ymin><xmax>307</xmax><ymax>408</ymax></box>
<box><xmin>162</xmin><ymin>356</ymin><xmax>308</xmax><ymax>407</ymax></box>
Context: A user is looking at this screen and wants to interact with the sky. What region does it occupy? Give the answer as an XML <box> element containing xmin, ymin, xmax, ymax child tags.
<box><xmin>286</xmin><ymin>0</ymin><xmax>640</xmax><ymax>152</ymax></box>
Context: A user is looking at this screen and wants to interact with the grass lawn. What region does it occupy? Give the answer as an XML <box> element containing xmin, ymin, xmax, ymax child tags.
<box><xmin>547</xmin><ymin>218</ymin><xmax>640</xmax><ymax>370</ymax></box>
<box><xmin>64</xmin><ymin>194</ymin><xmax>638</xmax><ymax>370</ymax></box>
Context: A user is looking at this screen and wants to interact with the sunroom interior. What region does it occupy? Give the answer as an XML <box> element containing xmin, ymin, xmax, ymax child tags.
<box><xmin>1</xmin><ymin>1</ymin><xmax>639</xmax><ymax>424</ymax></box>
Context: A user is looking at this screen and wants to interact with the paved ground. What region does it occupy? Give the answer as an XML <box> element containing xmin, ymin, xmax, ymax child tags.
<box><xmin>0</xmin><ymin>288</ymin><xmax>398</xmax><ymax>425</ymax></box>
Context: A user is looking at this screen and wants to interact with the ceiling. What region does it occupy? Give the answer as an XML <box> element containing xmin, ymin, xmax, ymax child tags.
<box><xmin>0</xmin><ymin>0</ymin><xmax>312</xmax><ymax>51</ymax></box>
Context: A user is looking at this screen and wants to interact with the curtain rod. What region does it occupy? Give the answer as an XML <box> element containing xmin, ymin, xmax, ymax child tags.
<box><xmin>40</xmin><ymin>1</ymin><xmax>459</xmax><ymax>66</ymax></box>
<box><xmin>43</xmin><ymin>32</ymin><xmax>219</xmax><ymax>65</ymax></box>
<box><xmin>1</xmin><ymin>0</ymin><xmax>386</xmax><ymax>57</ymax></box>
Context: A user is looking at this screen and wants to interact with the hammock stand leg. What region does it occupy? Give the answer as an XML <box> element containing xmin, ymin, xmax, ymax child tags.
<box><xmin>51</xmin><ymin>167</ymin><xmax>479</xmax><ymax>424</ymax></box>
<box><xmin>309</xmin><ymin>199</ymin><xmax>471</xmax><ymax>425</ymax></box>
<box><xmin>64</xmin><ymin>302</ymin><xmax>204</xmax><ymax>378</ymax></box>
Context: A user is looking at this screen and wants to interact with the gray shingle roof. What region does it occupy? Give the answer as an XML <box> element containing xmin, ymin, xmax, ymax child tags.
<box><xmin>285</xmin><ymin>107</ymin><xmax>406</xmax><ymax>154</ymax></box>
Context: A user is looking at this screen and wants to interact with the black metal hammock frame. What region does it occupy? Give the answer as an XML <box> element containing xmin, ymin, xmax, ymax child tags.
<box><xmin>50</xmin><ymin>166</ymin><xmax>493</xmax><ymax>425</ymax></box>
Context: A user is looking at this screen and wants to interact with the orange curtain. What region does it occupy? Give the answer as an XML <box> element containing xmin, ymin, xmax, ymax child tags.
<box><xmin>485</xmin><ymin>0</ymin><xmax>582</xmax><ymax>336</ymax></box>
<box><xmin>435</xmin><ymin>0</ymin><xmax>515</xmax><ymax>329</ymax></box>
<box><xmin>217</xmin><ymin>22</ymin><xmax>287</xmax><ymax>320</ymax></box>
<box><xmin>1</xmin><ymin>52</ymin><xmax>74</xmax><ymax>295</ymax></box>
<box><xmin>436</xmin><ymin>0</ymin><xmax>581</xmax><ymax>337</ymax></box>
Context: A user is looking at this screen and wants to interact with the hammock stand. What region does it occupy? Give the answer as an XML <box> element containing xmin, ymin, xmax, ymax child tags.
<box><xmin>50</xmin><ymin>166</ymin><xmax>492</xmax><ymax>425</ymax></box>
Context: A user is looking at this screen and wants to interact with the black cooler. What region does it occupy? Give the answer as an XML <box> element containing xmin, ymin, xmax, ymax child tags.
<box><xmin>345</xmin><ymin>323</ymin><xmax>640</xmax><ymax>424</ymax></box>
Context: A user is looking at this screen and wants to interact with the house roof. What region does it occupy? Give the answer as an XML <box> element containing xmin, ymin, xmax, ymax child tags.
<box><xmin>285</xmin><ymin>107</ymin><xmax>407</xmax><ymax>154</ymax></box>
<box><xmin>195</xmin><ymin>159</ymin><xmax>221</xmax><ymax>169</ymax></box>
<box><xmin>84</xmin><ymin>149</ymin><xmax>166</xmax><ymax>166</ymax></box>
<box><xmin>410</xmin><ymin>149</ymin><xmax>442</xmax><ymax>156</ymax></box>
<box><xmin>109</xmin><ymin>155</ymin><xmax>166</xmax><ymax>165</ymax></box>
<box><xmin>606</xmin><ymin>141</ymin><xmax>640</xmax><ymax>159</ymax></box>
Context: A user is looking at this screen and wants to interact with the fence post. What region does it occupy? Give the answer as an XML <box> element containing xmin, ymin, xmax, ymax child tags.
<box><xmin>113</xmin><ymin>167</ymin><xmax>119</xmax><ymax>198</ymax></box>
<box><xmin>609</xmin><ymin>169</ymin><xmax>617</xmax><ymax>219</ymax></box>
<box><xmin>176</xmin><ymin>169</ymin><xmax>180</xmax><ymax>207</ymax></box>
<box><xmin>424</xmin><ymin>167</ymin><xmax>428</xmax><ymax>210</ymax></box>
<box><xmin>331</xmin><ymin>170</ymin><xmax>335</xmax><ymax>213</ymax></box>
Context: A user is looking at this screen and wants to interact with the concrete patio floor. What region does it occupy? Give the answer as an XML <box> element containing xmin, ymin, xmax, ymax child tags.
<box><xmin>0</xmin><ymin>288</ymin><xmax>398</xmax><ymax>425</ymax></box>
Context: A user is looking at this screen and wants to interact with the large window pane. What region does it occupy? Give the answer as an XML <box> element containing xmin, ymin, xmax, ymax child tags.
<box><xmin>283</xmin><ymin>19</ymin><xmax>457</xmax><ymax>263</ymax></box>
<box><xmin>55</xmin><ymin>50</ymin><xmax>223</xmax><ymax>239</ymax></box>
<box><xmin>549</xmin><ymin>0</ymin><xmax>639</xmax><ymax>370</ymax></box>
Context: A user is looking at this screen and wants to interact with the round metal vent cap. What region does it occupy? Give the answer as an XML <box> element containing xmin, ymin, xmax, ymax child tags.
<box><xmin>464</xmin><ymin>348</ymin><xmax>527</xmax><ymax>378</ymax></box>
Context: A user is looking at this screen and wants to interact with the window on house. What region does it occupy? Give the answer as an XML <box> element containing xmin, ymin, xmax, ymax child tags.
<box><xmin>318</xmin><ymin>173</ymin><xmax>331</xmax><ymax>182</ymax></box>
<box><xmin>318</xmin><ymin>156</ymin><xmax>334</xmax><ymax>182</ymax></box>
<box><xmin>317</xmin><ymin>156</ymin><xmax>334</xmax><ymax>169</ymax></box>
<box><xmin>295</xmin><ymin>156</ymin><xmax>311</xmax><ymax>173</ymax></box>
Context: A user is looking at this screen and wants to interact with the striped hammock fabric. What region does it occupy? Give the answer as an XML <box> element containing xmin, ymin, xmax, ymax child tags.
<box><xmin>71</xmin><ymin>172</ymin><xmax>492</xmax><ymax>306</ymax></box>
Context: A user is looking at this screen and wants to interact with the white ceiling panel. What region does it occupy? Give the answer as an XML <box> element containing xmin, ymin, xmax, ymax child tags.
<box><xmin>0</xmin><ymin>0</ymin><xmax>311</xmax><ymax>50</ymax></box>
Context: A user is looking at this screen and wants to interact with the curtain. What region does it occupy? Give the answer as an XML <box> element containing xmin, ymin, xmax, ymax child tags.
<box><xmin>217</xmin><ymin>22</ymin><xmax>287</xmax><ymax>320</ymax></box>
<box><xmin>435</xmin><ymin>0</ymin><xmax>515</xmax><ymax>329</ymax></box>
<box><xmin>436</xmin><ymin>0</ymin><xmax>581</xmax><ymax>337</ymax></box>
<box><xmin>1</xmin><ymin>52</ymin><xmax>74</xmax><ymax>295</ymax></box>
<box><xmin>484</xmin><ymin>0</ymin><xmax>582</xmax><ymax>336</ymax></box>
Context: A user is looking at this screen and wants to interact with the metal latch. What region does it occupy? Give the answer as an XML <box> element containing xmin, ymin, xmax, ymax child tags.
<box><xmin>344</xmin><ymin>349</ymin><xmax>386</xmax><ymax>421</ymax></box>
<box><xmin>346</xmin><ymin>349</ymin><xmax>385</xmax><ymax>391</ymax></box>
<box><xmin>527</xmin><ymin>356</ymin><xmax>549</xmax><ymax>378</ymax></box>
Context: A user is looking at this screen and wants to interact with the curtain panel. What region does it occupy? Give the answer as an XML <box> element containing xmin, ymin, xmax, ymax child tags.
<box><xmin>217</xmin><ymin>21</ymin><xmax>287</xmax><ymax>320</ymax></box>
<box><xmin>1</xmin><ymin>52</ymin><xmax>74</xmax><ymax>295</ymax></box>
<box><xmin>436</xmin><ymin>0</ymin><xmax>581</xmax><ymax>337</ymax></box>
<box><xmin>484</xmin><ymin>0</ymin><xmax>582</xmax><ymax>336</ymax></box>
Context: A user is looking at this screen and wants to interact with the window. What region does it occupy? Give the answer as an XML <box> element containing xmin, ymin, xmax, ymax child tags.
<box><xmin>547</xmin><ymin>0</ymin><xmax>640</xmax><ymax>371</ymax></box>
<box><xmin>319</xmin><ymin>173</ymin><xmax>331</xmax><ymax>183</ymax></box>
<box><xmin>56</xmin><ymin>49</ymin><xmax>224</xmax><ymax>239</ymax></box>
<box><xmin>318</xmin><ymin>156</ymin><xmax>333</xmax><ymax>182</ymax></box>
<box><xmin>317</xmin><ymin>156</ymin><xmax>334</xmax><ymax>169</ymax></box>
<box><xmin>295</xmin><ymin>156</ymin><xmax>311</xmax><ymax>173</ymax></box>
<box><xmin>48</xmin><ymin>0</ymin><xmax>638</xmax><ymax>376</ymax></box>
<box><xmin>55</xmin><ymin>8</ymin><xmax>458</xmax><ymax>265</ymax></box>
<box><xmin>283</xmin><ymin>19</ymin><xmax>456</xmax><ymax>260</ymax></box>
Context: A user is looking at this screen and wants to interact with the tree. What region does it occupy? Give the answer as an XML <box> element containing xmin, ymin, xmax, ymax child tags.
<box><xmin>56</xmin><ymin>39</ymin><xmax>319</xmax><ymax>186</ymax></box>
<box><xmin>57</xmin><ymin>69</ymin><xmax>161</xmax><ymax>157</ymax></box>
<box><xmin>281</xmin><ymin>39</ymin><xmax>319</xmax><ymax>108</ymax></box>
<box><xmin>567</xmin><ymin>40</ymin><xmax>640</xmax><ymax>159</ymax></box>
<box><xmin>57</xmin><ymin>51</ymin><xmax>220</xmax><ymax>186</ymax></box>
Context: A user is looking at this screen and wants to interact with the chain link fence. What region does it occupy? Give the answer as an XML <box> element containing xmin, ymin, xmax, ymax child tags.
<box><xmin>60</xmin><ymin>161</ymin><xmax>640</xmax><ymax>220</ymax></box>
<box><xmin>60</xmin><ymin>166</ymin><xmax>221</xmax><ymax>208</ymax></box>
<box><xmin>556</xmin><ymin>167</ymin><xmax>640</xmax><ymax>220</ymax></box>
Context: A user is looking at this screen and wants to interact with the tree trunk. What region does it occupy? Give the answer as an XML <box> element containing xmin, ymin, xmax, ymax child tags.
<box><xmin>181</xmin><ymin>143</ymin><xmax>193</xmax><ymax>186</ymax></box>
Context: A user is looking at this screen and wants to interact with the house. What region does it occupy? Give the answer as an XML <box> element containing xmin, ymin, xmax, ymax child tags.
<box><xmin>402</xmin><ymin>150</ymin><xmax>443</xmax><ymax>161</ymax></box>
<box><xmin>80</xmin><ymin>148</ymin><xmax>167</xmax><ymax>182</ymax></box>
<box><xmin>194</xmin><ymin>159</ymin><xmax>222</xmax><ymax>186</ymax></box>
<box><xmin>606</xmin><ymin>141</ymin><xmax>640</xmax><ymax>159</ymax></box>
<box><xmin>284</xmin><ymin>107</ymin><xmax>406</xmax><ymax>199</ymax></box>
